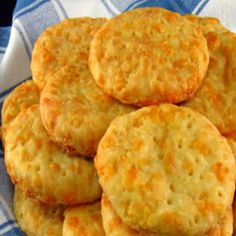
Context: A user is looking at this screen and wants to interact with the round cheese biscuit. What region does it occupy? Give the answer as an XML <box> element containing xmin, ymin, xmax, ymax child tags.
<box><xmin>31</xmin><ymin>17</ymin><xmax>106</xmax><ymax>90</ymax></box>
<box><xmin>95</xmin><ymin>104</ymin><xmax>235</xmax><ymax>235</ymax></box>
<box><xmin>14</xmin><ymin>187</ymin><xmax>64</xmax><ymax>236</ymax></box>
<box><xmin>89</xmin><ymin>7</ymin><xmax>209</xmax><ymax>106</ymax></box>
<box><xmin>63</xmin><ymin>201</ymin><xmax>105</xmax><ymax>236</ymax></box>
<box><xmin>102</xmin><ymin>194</ymin><xmax>233</xmax><ymax>236</ymax></box>
<box><xmin>40</xmin><ymin>65</ymin><xmax>134</xmax><ymax>157</ymax></box>
<box><xmin>5</xmin><ymin>105</ymin><xmax>101</xmax><ymax>205</ymax></box>
<box><xmin>1</xmin><ymin>80</ymin><xmax>39</xmax><ymax>143</ymax></box>
<box><xmin>184</xmin><ymin>16</ymin><xmax>236</xmax><ymax>142</ymax></box>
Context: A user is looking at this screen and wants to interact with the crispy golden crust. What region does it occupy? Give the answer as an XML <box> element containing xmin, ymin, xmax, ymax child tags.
<box><xmin>95</xmin><ymin>104</ymin><xmax>235</xmax><ymax>235</ymax></box>
<box><xmin>40</xmin><ymin>65</ymin><xmax>134</xmax><ymax>157</ymax></box>
<box><xmin>184</xmin><ymin>16</ymin><xmax>236</xmax><ymax>141</ymax></box>
<box><xmin>89</xmin><ymin>7</ymin><xmax>209</xmax><ymax>106</ymax></box>
<box><xmin>101</xmin><ymin>194</ymin><xmax>158</xmax><ymax>236</ymax></box>
<box><xmin>31</xmin><ymin>17</ymin><xmax>107</xmax><ymax>90</ymax></box>
<box><xmin>5</xmin><ymin>105</ymin><xmax>102</xmax><ymax>205</ymax></box>
<box><xmin>102</xmin><ymin>194</ymin><xmax>233</xmax><ymax>236</ymax></box>
<box><xmin>63</xmin><ymin>201</ymin><xmax>105</xmax><ymax>236</ymax></box>
<box><xmin>1</xmin><ymin>80</ymin><xmax>39</xmax><ymax>144</ymax></box>
<box><xmin>13</xmin><ymin>187</ymin><xmax>64</xmax><ymax>236</ymax></box>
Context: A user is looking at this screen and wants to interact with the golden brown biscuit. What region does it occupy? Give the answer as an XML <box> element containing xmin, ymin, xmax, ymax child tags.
<box><xmin>14</xmin><ymin>187</ymin><xmax>64</xmax><ymax>236</ymax></box>
<box><xmin>5</xmin><ymin>105</ymin><xmax>101</xmax><ymax>205</ymax></box>
<box><xmin>1</xmin><ymin>80</ymin><xmax>39</xmax><ymax>144</ymax></box>
<box><xmin>31</xmin><ymin>17</ymin><xmax>106</xmax><ymax>90</ymax></box>
<box><xmin>63</xmin><ymin>201</ymin><xmax>105</xmax><ymax>236</ymax></box>
<box><xmin>95</xmin><ymin>104</ymin><xmax>235</xmax><ymax>235</ymax></box>
<box><xmin>102</xmin><ymin>194</ymin><xmax>233</xmax><ymax>236</ymax></box>
<box><xmin>40</xmin><ymin>65</ymin><xmax>134</xmax><ymax>157</ymax></box>
<box><xmin>184</xmin><ymin>16</ymin><xmax>236</xmax><ymax>142</ymax></box>
<box><xmin>89</xmin><ymin>7</ymin><xmax>209</xmax><ymax>106</ymax></box>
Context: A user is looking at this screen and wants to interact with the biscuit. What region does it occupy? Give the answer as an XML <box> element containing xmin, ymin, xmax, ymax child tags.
<box><xmin>102</xmin><ymin>194</ymin><xmax>233</xmax><ymax>236</ymax></box>
<box><xmin>31</xmin><ymin>17</ymin><xmax>107</xmax><ymax>90</ymax></box>
<box><xmin>40</xmin><ymin>65</ymin><xmax>134</xmax><ymax>157</ymax></box>
<box><xmin>184</xmin><ymin>16</ymin><xmax>236</xmax><ymax>142</ymax></box>
<box><xmin>101</xmin><ymin>194</ymin><xmax>157</xmax><ymax>236</ymax></box>
<box><xmin>89</xmin><ymin>7</ymin><xmax>209</xmax><ymax>106</ymax></box>
<box><xmin>1</xmin><ymin>80</ymin><xmax>39</xmax><ymax>143</ymax></box>
<box><xmin>13</xmin><ymin>187</ymin><xmax>64</xmax><ymax>236</ymax></box>
<box><xmin>5</xmin><ymin>105</ymin><xmax>101</xmax><ymax>205</ymax></box>
<box><xmin>63</xmin><ymin>201</ymin><xmax>105</xmax><ymax>236</ymax></box>
<box><xmin>95</xmin><ymin>104</ymin><xmax>235</xmax><ymax>235</ymax></box>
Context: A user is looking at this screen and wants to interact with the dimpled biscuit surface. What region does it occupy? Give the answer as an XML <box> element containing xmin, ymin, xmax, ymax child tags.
<box><xmin>184</xmin><ymin>16</ymin><xmax>236</xmax><ymax>142</ymax></box>
<box><xmin>14</xmin><ymin>187</ymin><xmax>64</xmax><ymax>236</ymax></box>
<box><xmin>101</xmin><ymin>194</ymin><xmax>233</xmax><ymax>236</ymax></box>
<box><xmin>95</xmin><ymin>104</ymin><xmax>235</xmax><ymax>235</ymax></box>
<box><xmin>89</xmin><ymin>7</ymin><xmax>209</xmax><ymax>106</ymax></box>
<box><xmin>31</xmin><ymin>17</ymin><xmax>106</xmax><ymax>90</ymax></box>
<box><xmin>1</xmin><ymin>80</ymin><xmax>39</xmax><ymax>143</ymax></box>
<box><xmin>63</xmin><ymin>201</ymin><xmax>105</xmax><ymax>236</ymax></box>
<box><xmin>5</xmin><ymin>105</ymin><xmax>101</xmax><ymax>205</ymax></box>
<box><xmin>40</xmin><ymin>65</ymin><xmax>134</xmax><ymax>157</ymax></box>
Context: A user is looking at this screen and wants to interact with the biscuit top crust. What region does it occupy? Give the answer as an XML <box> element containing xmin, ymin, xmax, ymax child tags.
<box><xmin>63</xmin><ymin>201</ymin><xmax>105</xmax><ymax>236</ymax></box>
<box><xmin>95</xmin><ymin>104</ymin><xmax>235</xmax><ymax>235</ymax></box>
<box><xmin>89</xmin><ymin>7</ymin><xmax>209</xmax><ymax>106</ymax></box>
<box><xmin>40</xmin><ymin>65</ymin><xmax>135</xmax><ymax>157</ymax></box>
<box><xmin>31</xmin><ymin>17</ymin><xmax>107</xmax><ymax>90</ymax></box>
<box><xmin>184</xmin><ymin>16</ymin><xmax>236</xmax><ymax>140</ymax></box>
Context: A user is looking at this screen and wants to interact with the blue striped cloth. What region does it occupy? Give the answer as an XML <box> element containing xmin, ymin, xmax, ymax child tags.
<box><xmin>0</xmin><ymin>0</ymin><xmax>236</xmax><ymax>235</ymax></box>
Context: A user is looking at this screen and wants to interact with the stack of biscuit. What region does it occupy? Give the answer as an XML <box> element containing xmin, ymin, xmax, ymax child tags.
<box><xmin>1</xmin><ymin>7</ymin><xmax>236</xmax><ymax>236</ymax></box>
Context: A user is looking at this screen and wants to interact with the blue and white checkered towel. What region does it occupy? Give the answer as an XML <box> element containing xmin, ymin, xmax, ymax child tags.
<box><xmin>0</xmin><ymin>0</ymin><xmax>236</xmax><ymax>235</ymax></box>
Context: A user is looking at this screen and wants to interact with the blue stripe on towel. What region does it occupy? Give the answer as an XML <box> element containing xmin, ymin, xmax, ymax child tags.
<box><xmin>102</xmin><ymin>0</ymin><xmax>206</xmax><ymax>14</ymax></box>
<box><xmin>14</xmin><ymin>0</ymin><xmax>38</xmax><ymax>14</ymax></box>
<box><xmin>16</xmin><ymin>0</ymin><xmax>60</xmax><ymax>47</ymax></box>
<box><xmin>195</xmin><ymin>0</ymin><xmax>210</xmax><ymax>14</ymax></box>
<box><xmin>2</xmin><ymin>227</ymin><xmax>25</xmax><ymax>236</ymax></box>
<box><xmin>0</xmin><ymin>27</ymin><xmax>11</xmax><ymax>48</ymax></box>
<box><xmin>0</xmin><ymin>221</ymin><xmax>15</xmax><ymax>230</ymax></box>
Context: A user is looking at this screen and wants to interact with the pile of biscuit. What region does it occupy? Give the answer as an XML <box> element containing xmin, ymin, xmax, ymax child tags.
<box><xmin>1</xmin><ymin>7</ymin><xmax>236</xmax><ymax>236</ymax></box>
